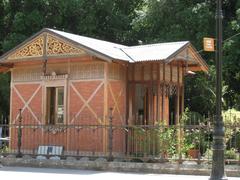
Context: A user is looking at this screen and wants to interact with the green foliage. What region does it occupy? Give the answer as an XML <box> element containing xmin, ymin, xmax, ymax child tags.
<box><xmin>180</xmin><ymin>108</ymin><xmax>210</xmax><ymax>157</ymax></box>
<box><xmin>223</xmin><ymin>109</ymin><xmax>240</xmax><ymax>144</ymax></box>
<box><xmin>0</xmin><ymin>145</ymin><xmax>9</xmax><ymax>154</ymax></box>
<box><xmin>0</xmin><ymin>0</ymin><xmax>144</xmax><ymax>116</ymax></box>
<box><xmin>0</xmin><ymin>73</ymin><xmax>10</xmax><ymax>116</ymax></box>
<box><xmin>130</xmin><ymin>124</ymin><xmax>177</xmax><ymax>157</ymax></box>
<box><xmin>204</xmin><ymin>148</ymin><xmax>238</xmax><ymax>160</ymax></box>
<box><xmin>180</xmin><ymin>108</ymin><xmax>205</xmax><ymax>125</ymax></box>
<box><xmin>224</xmin><ymin>148</ymin><xmax>238</xmax><ymax>160</ymax></box>
<box><xmin>155</xmin><ymin>125</ymin><xmax>177</xmax><ymax>156</ymax></box>
<box><xmin>183</xmin><ymin>129</ymin><xmax>200</xmax><ymax>151</ymax></box>
<box><xmin>0</xmin><ymin>0</ymin><xmax>240</xmax><ymax>117</ymax></box>
<box><xmin>203</xmin><ymin>148</ymin><xmax>213</xmax><ymax>160</ymax></box>
<box><xmin>132</xmin><ymin>0</ymin><xmax>240</xmax><ymax>115</ymax></box>
<box><xmin>223</xmin><ymin>108</ymin><xmax>240</xmax><ymax>125</ymax></box>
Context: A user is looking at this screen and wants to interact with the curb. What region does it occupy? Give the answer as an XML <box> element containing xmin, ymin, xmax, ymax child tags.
<box><xmin>0</xmin><ymin>157</ymin><xmax>239</xmax><ymax>177</ymax></box>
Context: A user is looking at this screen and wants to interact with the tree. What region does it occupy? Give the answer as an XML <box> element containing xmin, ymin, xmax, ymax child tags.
<box><xmin>1</xmin><ymin>0</ymin><xmax>240</xmax><ymax>117</ymax></box>
<box><xmin>222</xmin><ymin>1</ymin><xmax>240</xmax><ymax>110</ymax></box>
<box><xmin>132</xmin><ymin>0</ymin><xmax>240</xmax><ymax>114</ymax></box>
<box><xmin>0</xmin><ymin>0</ymin><xmax>144</xmax><ymax>116</ymax></box>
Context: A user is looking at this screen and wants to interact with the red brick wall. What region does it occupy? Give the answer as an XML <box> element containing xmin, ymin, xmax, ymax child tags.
<box><xmin>10</xmin><ymin>61</ymin><xmax>128</xmax><ymax>155</ymax></box>
<box><xmin>10</xmin><ymin>83</ymin><xmax>43</xmax><ymax>151</ymax></box>
<box><xmin>68</xmin><ymin>80</ymin><xmax>105</xmax><ymax>152</ymax></box>
<box><xmin>11</xmin><ymin>84</ymin><xmax>42</xmax><ymax>124</ymax></box>
<box><xmin>108</xmin><ymin>80</ymin><xmax>126</xmax><ymax>153</ymax></box>
<box><xmin>69</xmin><ymin>81</ymin><xmax>104</xmax><ymax>124</ymax></box>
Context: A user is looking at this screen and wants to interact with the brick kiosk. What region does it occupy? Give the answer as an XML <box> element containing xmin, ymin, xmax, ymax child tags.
<box><xmin>0</xmin><ymin>28</ymin><xmax>208</xmax><ymax>156</ymax></box>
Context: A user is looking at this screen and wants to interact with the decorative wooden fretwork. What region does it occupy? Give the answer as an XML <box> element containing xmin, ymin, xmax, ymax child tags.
<box><xmin>41</xmin><ymin>74</ymin><xmax>68</xmax><ymax>81</ymax></box>
<box><xmin>47</xmin><ymin>34</ymin><xmax>85</xmax><ymax>56</ymax></box>
<box><xmin>165</xmin><ymin>84</ymin><xmax>170</xmax><ymax>96</ymax></box>
<box><xmin>109</xmin><ymin>63</ymin><xmax>124</xmax><ymax>80</ymax></box>
<box><xmin>7</xmin><ymin>36</ymin><xmax>44</xmax><ymax>60</ymax></box>
<box><xmin>164</xmin><ymin>83</ymin><xmax>177</xmax><ymax>96</ymax></box>
<box><xmin>170</xmin><ymin>84</ymin><xmax>177</xmax><ymax>95</ymax></box>
<box><xmin>70</xmin><ymin>62</ymin><xmax>104</xmax><ymax>80</ymax></box>
<box><xmin>13</xmin><ymin>67</ymin><xmax>42</xmax><ymax>82</ymax></box>
<box><xmin>158</xmin><ymin>83</ymin><xmax>164</xmax><ymax>96</ymax></box>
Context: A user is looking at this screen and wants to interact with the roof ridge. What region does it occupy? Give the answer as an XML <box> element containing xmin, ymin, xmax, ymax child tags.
<box><xmin>47</xmin><ymin>28</ymin><xmax>128</xmax><ymax>48</ymax></box>
<box><xmin>126</xmin><ymin>41</ymin><xmax>189</xmax><ymax>49</ymax></box>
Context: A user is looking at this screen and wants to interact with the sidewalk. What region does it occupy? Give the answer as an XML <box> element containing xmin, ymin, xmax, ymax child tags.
<box><xmin>0</xmin><ymin>166</ymin><xmax>239</xmax><ymax>180</ymax></box>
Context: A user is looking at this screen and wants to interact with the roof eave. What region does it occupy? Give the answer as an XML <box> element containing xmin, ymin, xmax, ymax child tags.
<box><xmin>166</xmin><ymin>42</ymin><xmax>209</xmax><ymax>73</ymax></box>
<box><xmin>0</xmin><ymin>28</ymin><xmax>115</xmax><ymax>63</ymax></box>
<box><xmin>44</xmin><ymin>29</ymin><xmax>115</xmax><ymax>63</ymax></box>
<box><xmin>0</xmin><ymin>28</ymin><xmax>47</xmax><ymax>62</ymax></box>
<box><xmin>165</xmin><ymin>42</ymin><xmax>190</xmax><ymax>63</ymax></box>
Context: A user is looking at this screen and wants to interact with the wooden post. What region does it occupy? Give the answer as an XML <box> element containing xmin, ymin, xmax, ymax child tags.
<box><xmin>103</xmin><ymin>62</ymin><xmax>109</xmax><ymax>153</ymax></box>
<box><xmin>126</xmin><ymin>65</ymin><xmax>129</xmax><ymax>125</ymax></box>
<box><xmin>132</xmin><ymin>65</ymin><xmax>136</xmax><ymax>124</ymax></box>
<box><xmin>162</xmin><ymin>63</ymin><xmax>165</xmax><ymax>123</ymax></box>
<box><xmin>170</xmin><ymin>63</ymin><xmax>173</xmax><ymax>82</ymax></box>
<box><xmin>176</xmin><ymin>63</ymin><xmax>182</xmax><ymax>163</ymax></box>
<box><xmin>108</xmin><ymin>108</ymin><xmax>113</xmax><ymax>161</ymax></box>
<box><xmin>176</xmin><ymin>64</ymin><xmax>180</xmax><ymax>124</ymax></box>
<box><xmin>141</xmin><ymin>64</ymin><xmax>144</xmax><ymax>81</ymax></box>
<box><xmin>181</xmin><ymin>66</ymin><xmax>185</xmax><ymax>114</ymax></box>
<box><xmin>176</xmin><ymin>86</ymin><xmax>180</xmax><ymax>124</ymax></box>
<box><xmin>157</xmin><ymin>63</ymin><xmax>160</xmax><ymax>122</ymax></box>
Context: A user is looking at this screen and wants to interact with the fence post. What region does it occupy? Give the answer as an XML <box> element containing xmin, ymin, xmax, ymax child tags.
<box><xmin>108</xmin><ymin>107</ymin><xmax>113</xmax><ymax>161</ymax></box>
<box><xmin>17</xmin><ymin>109</ymin><xmax>23</xmax><ymax>158</ymax></box>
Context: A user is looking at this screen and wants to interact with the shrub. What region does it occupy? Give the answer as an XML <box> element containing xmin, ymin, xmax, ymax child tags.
<box><xmin>130</xmin><ymin>123</ymin><xmax>177</xmax><ymax>157</ymax></box>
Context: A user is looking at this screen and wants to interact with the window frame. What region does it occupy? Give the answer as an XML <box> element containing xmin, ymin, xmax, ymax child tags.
<box><xmin>43</xmin><ymin>76</ymin><xmax>68</xmax><ymax>125</ymax></box>
<box><xmin>46</xmin><ymin>86</ymin><xmax>65</xmax><ymax>125</ymax></box>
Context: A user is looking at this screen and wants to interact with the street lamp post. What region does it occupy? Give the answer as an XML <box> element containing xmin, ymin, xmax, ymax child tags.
<box><xmin>209</xmin><ymin>0</ymin><xmax>227</xmax><ymax>180</ymax></box>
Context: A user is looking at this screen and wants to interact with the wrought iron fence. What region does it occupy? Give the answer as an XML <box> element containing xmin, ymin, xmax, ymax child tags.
<box><xmin>0</xmin><ymin>115</ymin><xmax>240</xmax><ymax>165</ymax></box>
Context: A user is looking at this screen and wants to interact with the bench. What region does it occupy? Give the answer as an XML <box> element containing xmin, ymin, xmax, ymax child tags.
<box><xmin>37</xmin><ymin>145</ymin><xmax>63</xmax><ymax>156</ymax></box>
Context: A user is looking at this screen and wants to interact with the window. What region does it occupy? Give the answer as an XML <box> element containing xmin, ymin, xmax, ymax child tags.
<box><xmin>46</xmin><ymin>87</ymin><xmax>64</xmax><ymax>124</ymax></box>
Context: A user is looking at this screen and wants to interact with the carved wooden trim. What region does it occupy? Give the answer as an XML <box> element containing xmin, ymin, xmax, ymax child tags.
<box><xmin>41</xmin><ymin>74</ymin><xmax>68</xmax><ymax>81</ymax></box>
<box><xmin>47</xmin><ymin>34</ymin><xmax>85</xmax><ymax>56</ymax></box>
<box><xmin>109</xmin><ymin>63</ymin><xmax>124</xmax><ymax>80</ymax></box>
<box><xmin>12</xmin><ymin>67</ymin><xmax>42</xmax><ymax>82</ymax></box>
<box><xmin>70</xmin><ymin>62</ymin><xmax>104</xmax><ymax>80</ymax></box>
<box><xmin>8</xmin><ymin>36</ymin><xmax>44</xmax><ymax>60</ymax></box>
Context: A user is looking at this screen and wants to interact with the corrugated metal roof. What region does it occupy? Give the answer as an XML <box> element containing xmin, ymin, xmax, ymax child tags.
<box><xmin>122</xmin><ymin>41</ymin><xmax>189</xmax><ymax>62</ymax></box>
<box><xmin>48</xmin><ymin>29</ymin><xmax>189</xmax><ymax>62</ymax></box>
<box><xmin>48</xmin><ymin>29</ymin><xmax>131</xmax><ymax>61</ymax></box>
<box><xmin>0</xmin><ymin>28</ymin><xmax>207</xmax><ymax>72</ymax></box>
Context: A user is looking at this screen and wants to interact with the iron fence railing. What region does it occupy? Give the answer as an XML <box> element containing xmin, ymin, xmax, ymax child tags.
<box><xmin>0</xmin><ymin>121</ymin><xmax>240</xmax><ymax>165</ymax></box>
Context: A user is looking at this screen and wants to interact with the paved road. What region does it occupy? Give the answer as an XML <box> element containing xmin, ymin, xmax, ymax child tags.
<box><xmin>0</xmin><ymin>166</ymin><xmax>239</xmax><ymax>180</ymax></box>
